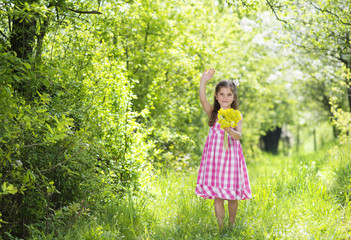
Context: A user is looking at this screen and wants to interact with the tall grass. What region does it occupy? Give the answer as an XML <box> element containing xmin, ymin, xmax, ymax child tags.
<box><xmin>30</xmin><ymin>145</ymin><xmax>351</xmax><ymax>239</ymax></box>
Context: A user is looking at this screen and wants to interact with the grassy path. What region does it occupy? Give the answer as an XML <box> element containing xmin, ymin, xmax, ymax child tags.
<box><xmin>34</xmin><ymin>148</ymin><xmax>351</xmax><ymax>239</ymax></box>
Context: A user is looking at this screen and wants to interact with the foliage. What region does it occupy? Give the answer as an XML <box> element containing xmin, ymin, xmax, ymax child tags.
<box><xmin>265</xmin><ymin>0</ymin><xmax>351</xmax><ymax>111</ymax></box>
<box><xmin>328</xmin><ymin>72</ymin><xmax>351</xmax><ymax>205</ymax></box>
<box><xmin>330</xmin><ymin>67</ymin><xmax>351</xmax><ymax>144</ymax></box>
<box><xmin>0</xmin><ymin>46</ymin><xmax>101</xmax><ymax>237</ymax></box>
<box><xmin>229</xmin><ymin>0</ymin><xmax>351</xmax><ymax>136</ymax></box>
<box><xmin>0</xmin><ymin>1</ymin><xmax>142</xmax><ymax>237</ymax></box>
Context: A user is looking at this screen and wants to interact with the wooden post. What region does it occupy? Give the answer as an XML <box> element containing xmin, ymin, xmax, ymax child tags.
<box><xmin>313</xmin><ymin>128</ymin><xmax>317</xmax><ymax>151</ymax></box>
<box><xmin>296</xmin><ymin>125</ymin><xmax>300</xmax><ymax>153</ymax></box>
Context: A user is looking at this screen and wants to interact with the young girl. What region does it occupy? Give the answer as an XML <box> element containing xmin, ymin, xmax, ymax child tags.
<box><xmin>195</xmin><ymin>68</ymin><xmax>252</xmax><ymax>230</ymax></box>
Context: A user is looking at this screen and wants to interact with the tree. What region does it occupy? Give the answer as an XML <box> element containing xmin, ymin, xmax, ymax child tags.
<box><xmin>265</xmin><ymin>0</ymin><xmax>351</xmax><ymax>111</ymax></box>
<box><xmin>225</xmin><ymin>0</ymin><xmax>350</xmax><ymax>151</ymax></box>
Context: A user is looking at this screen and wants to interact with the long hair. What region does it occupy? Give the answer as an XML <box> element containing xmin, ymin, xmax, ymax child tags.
<box><xmin>208</xmin><ymin>80</ymin><xmax>239</xmax><ymax>126</ymax></box>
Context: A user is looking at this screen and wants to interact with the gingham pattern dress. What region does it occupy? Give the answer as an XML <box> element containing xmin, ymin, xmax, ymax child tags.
<box><xmin>195</xmin><ymin>121</ymin><xmax>252</xmax><ymax>200</ymax></box>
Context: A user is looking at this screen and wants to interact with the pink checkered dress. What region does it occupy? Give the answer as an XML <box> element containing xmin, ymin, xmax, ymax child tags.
<box><xmin>195</xmin><ymin>121</ymin><xmax>252</xmax><ymax>200</ymax></box>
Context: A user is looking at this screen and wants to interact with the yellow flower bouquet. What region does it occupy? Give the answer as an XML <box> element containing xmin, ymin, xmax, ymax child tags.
<box><xmin>218</xmin><ymin>108</ymin><xmax>241</xmax><ymax>150</ymax></box>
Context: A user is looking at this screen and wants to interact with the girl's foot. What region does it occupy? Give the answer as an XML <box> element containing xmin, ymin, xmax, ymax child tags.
<box><xmin>229</xmin><ymin>219</ymin><xmax>235</xmax><ymax>229</ymax></box>
<box><xmin>218</xmin><ymin>219</ymin><xmax>224</xmax><ymax>231</ymax></box>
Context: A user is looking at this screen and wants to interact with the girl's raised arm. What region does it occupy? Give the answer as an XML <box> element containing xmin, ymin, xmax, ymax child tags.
<box><xmin>199</xmin><ymin>68</ymin><xmax>215</xmax><ymax>117</ymax></box>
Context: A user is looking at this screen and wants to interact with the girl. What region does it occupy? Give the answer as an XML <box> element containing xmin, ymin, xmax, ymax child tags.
<box><xmin>195</xmin><ymin>68</ymin><xmax>252</xmax><ymax>230</ymax></box>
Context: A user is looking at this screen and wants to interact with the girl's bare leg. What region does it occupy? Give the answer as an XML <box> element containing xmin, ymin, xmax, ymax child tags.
<box><xmin>228</xmin><ymin>200</ymin><xmax>238</xmax><ymax>228</ymax></box>
<box><xmin>214</xmin><ymin>198</ymin><xmax>225</xmax><ymax>230</ymax></box>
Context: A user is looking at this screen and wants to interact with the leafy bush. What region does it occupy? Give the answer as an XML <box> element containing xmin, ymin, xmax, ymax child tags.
<box><xmin>0</xmin><ymin>51</ymin><xmax>99</xmax><ymax>237</ymax></box>
<box><xmin>329</xmin><ymin>94</ymin><xmax>351</xmax><ymax>205</ymax></box>
<box><xmin>0</xmin><ymin>43</ymin><xmax>144</xmax><ymax>237</ymax></box>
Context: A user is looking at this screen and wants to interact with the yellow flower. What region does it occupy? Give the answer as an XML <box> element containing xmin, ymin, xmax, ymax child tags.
<box><xmin>218</xmin><ymin>108</ymin><xmax>241</xmax><ymax>129</ymax></box>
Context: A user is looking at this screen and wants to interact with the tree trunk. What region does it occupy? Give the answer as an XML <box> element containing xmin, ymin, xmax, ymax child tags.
<box><xmin>348</xmin><ymin>81</ymin><xmax>351</xmax><ymax>112</ymax></box>
<box><xmin>261</xmin><ymin>126</ymin><xmax>282</xmax><ymax>154</ymax></box>
<box><xmin>10</xmin><ymin>5</ymin><xmax>37</xmax><ymax>60</ymax></box>
<box><xmin>296</xmin><ymin>124</ymin><xmax>300</xmax><ymax>152</ymax></box>
<box><xmin>343</xmin><ymin>59</ymin><xmax>351</xmax><ymax>112</ymax></box>
<box><xmin>35</xmin><ymin>16</ymin><xmax>50</xmax><ymax>61</ymax></box>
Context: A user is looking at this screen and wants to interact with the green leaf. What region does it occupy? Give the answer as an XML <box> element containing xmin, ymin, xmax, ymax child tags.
<box><xmin>1</xmin><ymin>182</ymin><xmax>18</xmax><ymax>195</ymax></box>
<box><xmin>23</xmin><ymin>62</ymin><xmax>31</xmax><ymax>69</ymax></box>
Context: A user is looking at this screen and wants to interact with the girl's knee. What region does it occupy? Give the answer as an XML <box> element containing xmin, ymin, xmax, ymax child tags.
<box><xmin>214</xmin><ymin>198</ymin><xmax>224</xmax><ymax>203</ymax></box>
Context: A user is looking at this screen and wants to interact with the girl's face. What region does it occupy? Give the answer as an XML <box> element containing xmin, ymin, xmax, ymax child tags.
<box><xmin>215</xmin><ymin>87</ymin><xmax>235</xmax><ymax>109</ymax></box>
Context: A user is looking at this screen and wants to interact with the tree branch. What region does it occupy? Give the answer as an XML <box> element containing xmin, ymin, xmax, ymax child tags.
<box><xmin>40</xmin><ymin>146</ymin><xmax>84</xmax><ymax>173</ymax></box>
<box><xmin>239</xmin><ymin>0</ymin><xmax>249</xmax><ymax>7</ymax></box>
<box><xmin>307</xmin><ymin>0</ymin><xmax>351</xmax><ymax>26</ymax></box>
<box><xmin>64</xmin><ymin>6</ymin><xmax>102</xmax><ymax>15</ymax></box>
<box><xmin>0</xmin><ymin>29</ymin><xmax>7</xmax><ymax>39</ymax></box>
<box><xmin>265</xmin><ymin>0</ymin><xmax>288</xmax><ymax>24</ymax></box>
<box><xmin>287</xmin><ymin>31</ymin><xmax>349</xmax><ymax>61</ymax></box>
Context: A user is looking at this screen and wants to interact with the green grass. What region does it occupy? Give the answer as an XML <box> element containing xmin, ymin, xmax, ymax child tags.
<box><xmin>30</xmin><ymin>145</ymin><xmax>351</xmax><ymax>239</ymax></box>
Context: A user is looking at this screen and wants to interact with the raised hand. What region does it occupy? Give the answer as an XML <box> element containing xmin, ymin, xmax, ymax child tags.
<box><xmin>199</xmin><ymin>68</ymin><xmax>215</xmax><ymax>117</ymax></box>
<box><xmin>201</xmin><ymin>68</ymin><xmax>215</xmax><ymax>83</ymax></box>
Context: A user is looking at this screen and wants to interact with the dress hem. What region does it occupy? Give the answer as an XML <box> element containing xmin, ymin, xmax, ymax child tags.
<box><xmin>195</xmin><ymin>184</ymin><xmax>252</xmax><ymax>200</ymax></box>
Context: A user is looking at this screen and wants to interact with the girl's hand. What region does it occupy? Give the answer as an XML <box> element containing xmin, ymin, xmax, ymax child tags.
<box><xmin>201</xmin><ymin>68</ymin><xmax>215</xmax><ymax>83</ymax></box>
<box><xmin>224</xmin><ymin>127</ymin><xmax>232</xmax><ymax>133</ymax></box>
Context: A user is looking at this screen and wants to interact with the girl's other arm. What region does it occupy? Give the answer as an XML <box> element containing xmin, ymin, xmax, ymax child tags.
<box><xmin>225</xmin><ymin>114</ymin><xmax>243</xmax><ymax>140</ymax></box>
<box><xmin>200</xmin><ymin>68</ymin><xmax>215</xmax><ymax>117</ymax></box>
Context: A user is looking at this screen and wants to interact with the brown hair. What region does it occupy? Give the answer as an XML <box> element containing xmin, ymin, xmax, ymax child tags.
<box><xmin>208</xmin><ymin>80</ymin><xmax>239</xmax><ymax>126</ymax></box>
